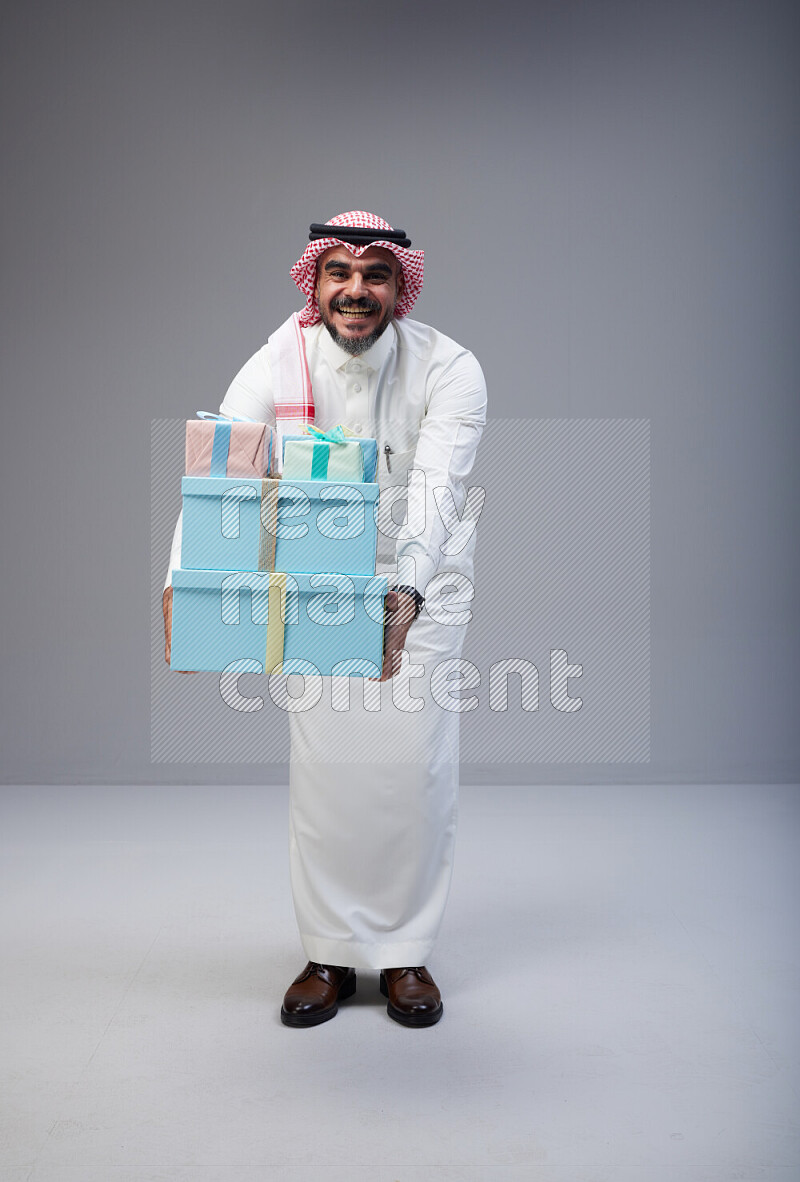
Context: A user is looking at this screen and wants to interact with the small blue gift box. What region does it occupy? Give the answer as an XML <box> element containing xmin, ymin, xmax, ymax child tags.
<box><xmin>170</xmin><ymin>569</ymin><xmax>388</xmax><ymax>676</ymax></box>
<box><xmin>283</xmin><ymin>437</ymin><xmax>363</xmax><ymax>482</ymax></box>
<box><xmin>281</xmin><ymin>432</ymin><xmax>379</xmax><ymax>482</ymax></box>
<box><xmin>181</xmin><ymin>477</ymin><xmax>380</xmax><ymax>576</ymax></box>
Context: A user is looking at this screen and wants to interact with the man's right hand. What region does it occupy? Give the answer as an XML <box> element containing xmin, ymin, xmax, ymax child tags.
<box><xmin>375</xmin><ymin>589</ymin><xmax>418</xmax><ymax>682</ymax></box>
<box><xmin>162</xmin><ymin>585</ymin><xmax>197</xmax><ymax>673</ymax></box>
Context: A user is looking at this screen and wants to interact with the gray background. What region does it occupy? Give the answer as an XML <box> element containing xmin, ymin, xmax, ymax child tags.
<box><xmin>1</xmin><ymin>0</ymin><xmax>797</xmax><ymax>785</ymax></box>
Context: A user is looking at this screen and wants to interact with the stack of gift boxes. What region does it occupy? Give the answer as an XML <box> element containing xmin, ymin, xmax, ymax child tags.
<box><xmin>170</xmin><ymin>414</ymin><xmax>388</xmax><ymax>677</ymax></box>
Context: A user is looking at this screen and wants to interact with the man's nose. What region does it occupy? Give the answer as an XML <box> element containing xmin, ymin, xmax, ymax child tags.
<box><xmin>345</xmin><ymin>271</ymin><xmax>366</xmax><ymax>298</ymax></box>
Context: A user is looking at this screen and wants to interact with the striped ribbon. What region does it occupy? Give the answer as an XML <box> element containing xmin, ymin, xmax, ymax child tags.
<box><xmin>264</xmin><ymin>572</ymin><xmax>288</xmax><ymax>675</ymax></box>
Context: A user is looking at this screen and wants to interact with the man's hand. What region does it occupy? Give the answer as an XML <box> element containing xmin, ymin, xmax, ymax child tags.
<box><xmin>162</xmin><ymin>586</ymin><xmax>197</xmax><ymax>674</ymax></box>
<box><xmin>377</xmin><ymin>589</ymin><xmax>418</xmax><ymax>682</ymax></box>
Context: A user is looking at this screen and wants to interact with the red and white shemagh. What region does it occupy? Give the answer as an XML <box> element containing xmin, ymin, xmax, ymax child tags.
<box><xmin>290</xmin><ymin>210</ymin><xmax>425</xmax><ymax>328</ymax></box>
<box><xmin>269</xmin><ymin>311</ymin><xmax>315</xmax><ymax>426</ymax></box>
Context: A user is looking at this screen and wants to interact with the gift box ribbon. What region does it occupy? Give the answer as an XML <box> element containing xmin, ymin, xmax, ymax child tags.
<box><xmin>264</xmin><ymin>572</ymin><xmax>288</xmax><ymax>674</ymax></box>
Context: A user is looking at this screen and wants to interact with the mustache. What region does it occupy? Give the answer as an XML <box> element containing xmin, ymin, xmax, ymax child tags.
<box><xmin>331</xmin><ymin>296</ymin><xmax>381</xmax><ymax>312</ymax></box>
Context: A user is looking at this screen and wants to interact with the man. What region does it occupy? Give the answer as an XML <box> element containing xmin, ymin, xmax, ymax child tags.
<box><xmin>163</xmin><ymin>211</ymin><xmax>487</xmax><ymax>1027</ymax></box>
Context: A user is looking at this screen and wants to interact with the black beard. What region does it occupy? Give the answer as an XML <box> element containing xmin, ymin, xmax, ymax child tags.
<box><xmin>320</xmin><ymin>298</ymin><xmax>394</xmax><ymax>356</ymax></box>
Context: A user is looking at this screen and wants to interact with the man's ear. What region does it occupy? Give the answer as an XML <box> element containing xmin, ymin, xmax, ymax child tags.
<box><xmin>395</xmin><ymin>265</ymin><xmax>405</xmax><ymax>298</ymax></box>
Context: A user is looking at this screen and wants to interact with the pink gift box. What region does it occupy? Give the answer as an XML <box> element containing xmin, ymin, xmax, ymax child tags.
<box><xmin>185</xmin><ymin>418</ymin><xmax>273</xmax><ymax>479</ymax></box>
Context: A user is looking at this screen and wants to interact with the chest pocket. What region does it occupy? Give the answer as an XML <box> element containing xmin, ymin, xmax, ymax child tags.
<box><xmin>380</xmin><ymin>443</ymin><xmax>417</xmax><ymax>482</ymax></box>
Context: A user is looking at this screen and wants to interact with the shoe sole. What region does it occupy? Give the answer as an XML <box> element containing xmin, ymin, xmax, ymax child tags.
<box><xmin>380</xmin><ymin>973</ymin><xmax>444</xmax><ymax>1027</ymax></box>
<box><xmin>280</xmin><ymin>972</ymin><xmax>357</xmax><ymax>1028</ymax></box>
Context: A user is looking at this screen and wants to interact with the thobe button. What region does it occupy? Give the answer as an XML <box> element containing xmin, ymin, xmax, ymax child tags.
<box><xmin>353</xmin><ymin>383</ymin><xmax>362</xmax><ymax>393</ymax></box>
<box><xmin>353</xmin><ymin>422</ymin><xmax>363</xmax><ymax>433</ymax></box>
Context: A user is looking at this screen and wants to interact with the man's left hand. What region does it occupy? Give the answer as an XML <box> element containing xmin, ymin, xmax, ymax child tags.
<box><xmin>377</xmin><ymin>590</ymin><xmax>418</xmax><ymax>682</ymax></box>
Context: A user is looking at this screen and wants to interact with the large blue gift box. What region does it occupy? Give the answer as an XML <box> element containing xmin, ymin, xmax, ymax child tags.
<box><xmin>170</xmin><ymin>569</ymin><xmax>388</xmax><ymax>676</ymax></box>
<box><xmin>180</xmin><ymin>477</ymin><xmax>380</xmax><ymax>576</ymax></box>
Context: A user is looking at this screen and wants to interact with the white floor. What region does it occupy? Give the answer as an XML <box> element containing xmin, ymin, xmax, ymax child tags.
<box><xmin>1</xmin><ymin>783</ymin><xmax>798</xmax><ymax>1182</ymax></box>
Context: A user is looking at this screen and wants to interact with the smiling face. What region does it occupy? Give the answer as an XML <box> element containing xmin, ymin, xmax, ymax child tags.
<box><xmin>315</xmin><ymin>246</ymin><xmax>405</xmax><ymax>355</ymax></box>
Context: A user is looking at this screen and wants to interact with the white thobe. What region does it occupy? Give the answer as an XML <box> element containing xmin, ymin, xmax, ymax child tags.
<box><xmin>167</xmin><ymin>317</ymin><xmax>487</xmax><ymax>969</ymax></box>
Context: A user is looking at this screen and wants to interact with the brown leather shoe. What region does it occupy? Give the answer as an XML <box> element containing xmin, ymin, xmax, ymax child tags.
<box><xmin>380</xmin><ymin>966</ymin><xmax>443</xmax><ymax>1027</ymax></box>
<box><xmin>281</xmin><ymin>962</ymin><xmax>357</xmax><ymax>1027</ymax></box>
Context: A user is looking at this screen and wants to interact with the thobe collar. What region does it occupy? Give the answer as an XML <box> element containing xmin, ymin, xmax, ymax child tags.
<box><xmin>315</xmin><ymin>319</ymin><xmax>397</xmax><ymax>374</ymax></box>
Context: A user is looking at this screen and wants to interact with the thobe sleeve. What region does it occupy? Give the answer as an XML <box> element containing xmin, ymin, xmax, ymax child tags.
<box><xmin>218</xmin><ymin>343</ymin><xmax>277</xmax><ymax>425</ymax></box>
<box><xmin>395</xmin><ymin>349</ymin><xmax>487</xmax><ymax>596</ymax></box>
<box><xmin>163</xmin><ymin>507</ymin><xmax>183</xmax><ymax>591</ymax></box>
<box><xmin>163</xmin><ymin>343</ymin><xmax>276</xmax><ymax>590</ymax></box>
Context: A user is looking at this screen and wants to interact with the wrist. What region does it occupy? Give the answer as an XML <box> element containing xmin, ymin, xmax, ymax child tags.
<box><xmin>394</xmin><ymin>585</ymin><xmax>424</xmax><ymax>620</ymax></box>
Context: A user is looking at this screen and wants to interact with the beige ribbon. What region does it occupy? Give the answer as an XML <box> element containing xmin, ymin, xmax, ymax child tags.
<box><xmin>264</xmin><ymin>572</ymin><xmax>288</xmax><ymax>675</ymax></box>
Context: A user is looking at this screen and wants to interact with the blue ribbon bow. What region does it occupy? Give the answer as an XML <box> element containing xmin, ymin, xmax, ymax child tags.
<box><xmin>306</xmin><ymin>424</ymin><xmax>348</xmax><ymax>446</ymax></box>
